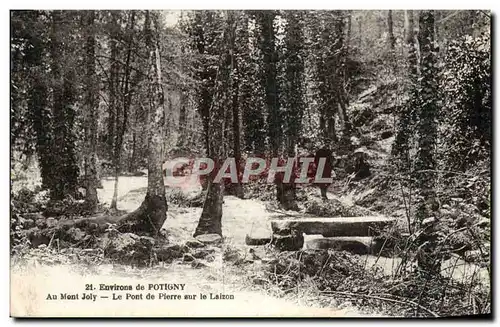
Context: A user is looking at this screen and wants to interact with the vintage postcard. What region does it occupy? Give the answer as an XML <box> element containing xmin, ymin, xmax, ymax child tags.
<box><xmin>10</xmin><ymin>9</ymin><xmax>491</xmax><ymax>318</ymax></box>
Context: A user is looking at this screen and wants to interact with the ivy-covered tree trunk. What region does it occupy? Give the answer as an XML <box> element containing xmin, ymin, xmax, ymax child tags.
<box><xmin>177</xmin><ymin>91</ymin><xmax>187</xmax><ymax>147</ymax></box>
<box><xmin>125</xmin><ymin>11</ymin><xmax>168</xmax><ymax>234</ymax></box>
<box><xmin>257</xmin><ymin>11</ymin><xmax>286</xmax><ymax>205</ymax></box>
<box><xmin>109</xmin><ymin>11</ymin><xmax>121</xmax><ymax>210</ymax></box>
<box><xmin>280</xmin><ymin>11</ymin><xmax>307</xmax><ymax>211</ymax></box>
<box><xmin>240</xmin><ymin>14</ymin><xmax>265</xmax><ymax>154</ymax></box>
<box><xmin>313</xmin><ymin>11</ymin><xmax>349</xmax><ymax>146</ymax></box>
<box><xmin>387</xmin><ymin>10</ymin><xmax>395</xmax><ymax>50</ymax></box>
<box><xmin>334</xmin><ymin>11</ymin><xmax>352</xmax><ymax>140</ymax></box>
<box><xmin>415</xmin><ymin>10</ymin><xmax>440</xmax><ymax>275</ymax></box>
<box><xmin>225</xmin><ymin>11</ymin><xmax>244</xmax><ymax>199</ymax></box>
<box><xmin>189</xmin><ymin>11</ymin><xmax>219</xmax><ymax>181</ymax></box>
<box><xmin>258</xmin><ymin>11</ymin><xmax>281</xmax><ymax>156</ymax></box>
<box><xmin>111</xmin><ymin>12</ymin><xmax>136</xmax><ymax>209</ymax></box>
<box><xmin>194</xmin><ymin>12</ymin><xmax>230</xmax><ymax>238</ymax></box>
<box><xmin>24</xmin><ymin>12</ymin><xmax>54</xmax><ymax>192</ymax></box>
<box><xmin>83</xmin><ymin>10</ymin><xmax>99</xmax><ymax>212</ymax></box>
<box><xmin>393</xmin><ymin>10</ymin><xmax>418</xmax><ymax>173</ymax></box>
<box><xmin>50</xmin><ymin>11</ymin><xmax>79</xmax><ymax>200</ymax></box>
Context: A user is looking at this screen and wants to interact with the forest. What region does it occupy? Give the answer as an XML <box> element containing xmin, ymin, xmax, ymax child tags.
<box><xmin>10</xmin><ymin>10</ymin><xmax>491</xmax><ymax>317</ymax></box>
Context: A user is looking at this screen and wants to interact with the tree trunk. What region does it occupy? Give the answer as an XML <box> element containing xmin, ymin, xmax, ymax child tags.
<box><xmin>346</xmin><ymin>11</ymin><xmax>352</xmax><ymax>56</ymax></box>
<box><xmin>25</xmin><ymin>12</ymin><xmax>54</xmax><ymax>193</ymax></box>
<box><xmin>393</xmin><ymin>10</ymin><xmax>418</xmax><ymax>167</ymax></box>
<box><xmin>107</xmin><ymin>12</ymin><xmax>119</xmax><ymax>161</ymax></box>
<box><xmin>129</xmin><ymin>130</ymin><xmax>137</xmax><ymax>172</ymax></box>
<box><xmin>194</xmin><ymin>12</ymin><xmax>231</xmax><ymax>238</ymax></box>
<box><xmin>110</xmin><ymin>168</ymin><xmax>120</xmax><ymax>210</ymax></box>
<box><xmin>259</xmin><ymin>11</ymin><xmax>281</xmax><ymax>156</ymax></box>
<box><xmin>228</xmin><ymin>12</ymin><xmax>243</xmax><ymax>199</ymax></box>
<box><xmin>387</xmin><ymin>10</ymin><xmax>396</xmax><ymax>50</ymax></box>
<box><xmin>177</xmin><ymin>92</ymin><xmax>187</xmax><ymax>147</ymax></box>
<box><xmin>194</xmin><ymin>180</ymin><xmax>223</xmax><ymax>237</ymax></box>
<box><xmin>415</xmin><ymin>10</ymin><xmax>440</xmax><ymax>275</ymax></box>
<box><xmin>279</xmin><ymin>11</ymin><xmax>307</xmax><ymax>211</ymax></box>
<box><xmin>279</xmin><ymin>146</ymin><xmax>299</xmax><ymax>211</ymax></box>
<box><xmin>122</xmin><ymin>11</ymin><xmax>167</xmax><ymax>235</ymax></box>
<box><xmin>358</xmin><ymin>17</ymin><xmax>362</xmax><ymax>48</ymax></box>
<box><xmin>50</xmin><ymin>11</ymin><xmax>79</xmax><ymax>200</ymax></box>
<box><xmin>108</xmin><ymin>12</ymin><xmax>119</xmax><ymax>208</ymax></box>
<box><xmin>258</xmin><ymin>11</ymin><xmax>284</xmax><ymax>203</ymax></box>
<box><xmin>83</xmin><ymin>10</ymin><xmax>99</xmax><ymax>212</ymax></box>
<box><xmin>110</xmin><ymin>12</ymin><xmax>135</xmax><ymax>209</ymax></box>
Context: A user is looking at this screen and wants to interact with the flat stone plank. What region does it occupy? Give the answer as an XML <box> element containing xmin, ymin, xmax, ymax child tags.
<box><xmin>272</xmin><ymin>233</ymin><xmax>304</xmax><ymax>251</ymax></box>
<box><xmin>304</xmin><ymin>236</ymin><xmax>375</xmax><ymax>254</ymax></box>
<box><xmin>271</xmin><ymin>216</ymin><xmax>396</xmax><ymax>237</ymax></box>
<box><xmin>245</xmin><ymin>234</ymin><xmax>272</xmax><ymax>246</ymax></box>
<box><xmin>195</xmin><ymin>233</ymin><xmax>222</xmax><ymax>245</ymax></box>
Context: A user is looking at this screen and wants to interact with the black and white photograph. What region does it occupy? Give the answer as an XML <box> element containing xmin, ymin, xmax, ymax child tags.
<box><xmin>9</xmin><ymin>8</ymin><xmax>492</xmax><ymax>318</ymax></box>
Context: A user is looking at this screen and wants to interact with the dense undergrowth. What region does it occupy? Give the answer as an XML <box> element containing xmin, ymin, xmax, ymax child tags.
<box><xmin>255</xmin><ymin>249</ymin><xmax>490</xmax><ymax>317</ymax></box>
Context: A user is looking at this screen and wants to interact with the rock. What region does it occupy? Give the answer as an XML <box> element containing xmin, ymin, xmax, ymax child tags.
<box><xmin>272</xmin><ymin>232</ymin><xmax>304</xmax><ymax>251</ymax></box>
<box><xmin>195</xmin><ymin>234</ymin><xmax>222</xmax><ymax>245</ymax></box>
<box><xmin>182</xmin><ymin>253</ymin><xmax>196</xmax><ymax>262</ymax></box>
<box><xmin>304</xmin><ymin>198</ymin><xmax>359</xmax><ymax>217</ymax></box>
<box><xmin>261</xmin><ymin>257</ymin><xmax>278</xmax><ymax>264</ymax></box>
<box><xmin>35</xmin><ymin>218</ymin><xmax>47</xmax><ymax>229</ymax></box>
<box><xmin>247</xmin><ymin>248</ymin><xmax>261</xmax><ymax>261</ymax></box>
<box><xmin>252</xmin><ymin>277</ymin><xmax>268</xmax><ymax>285</ymax></box>
<box><xmin>465</xmin><ymin>250</ymin><xmax>486</xmax><ymax>262</ymax></box>
<box><xmin>192</xmin><ymin>248</ymin><xmax>216</xmax><ymax>259</ymax></box>
<box><xmin>101</xmin><ymin>232</ymin><xmax>137</xmax><ymax>250</ymax></box>
<box><xmin>27</xmin><ymin>227</ymin><xmax>50</xmax><ymax>247</ymax></box>
<box><xmin>483</xmin><ymin>243</ymin><xmax>490</xmax><ymax>253</ymax></box>
<box><xmin>154</xmin><ymin>244</ymin><xmax>189</xmax><ymax>262</ymax></box>
<box><xmin>185</xmin><ymin>238</ymin><xmax>206</xmax><ymax>249</ymax></box>
<box><xmin>18</xmin><ymin>217</ymin><xmax>35</xmax><ymax>229</ymax></box>
<box><xmin>372</xmin><ymin>233</ymin><xmax>410</xmax><ymax>256</ymax></box>
<box><xmin>139</xmin><ymin>236</ymin><xmax>156</xmax><ymax>248</ymax></box>
<box><xmin>305</xmin><ymin>236</ymin><xmax>374</xmax><ymax>255</ymax></box>
<box><xmin>158</xmin><ymin>228</ymin><xmax>168</xmax><ymax>238</ymax></box>
<box><xmin>223</xmin><ymin>247</ymin><xmax>243</xmax><ymax>262</ymax></box>
<box><xmin>271</xmin><ymin>216</ymin><xmax>396</xmax><ymax>238</ymax></box>
<box><xmin>380</xmin><ymin>130</ymin><xmax>394</xmax><ymax>139</ymax></box>
<box><xmin>348</xmin><ymin>150</ymin><xmax>371</xmax><ymax>180</ymax></box>
<box><xmin>422</xmin><ymin>217</ymin><xmax>436</xmax><ymax>226</ymax></box>
<box><xmin>191</xmin><ymin>260</ymin><xmax>207</xmax><ymax>269</ymax></box>
<box><xmin>245</xmin><ymin>234</ymin><xmax>272</xmax><ymax>246</ymax></box>
<box><xmin>188</xmin><ymin>193</ymin><xmax>205</xmax><ymax>207</ymax></box>
<box><xmin>477</xmin><ymin>218</ymin><xmax>490</xmax><ymax>228</ymax></box>
<box><xmin>352</xmin><ymin>106</ymin><xmax>375</xmax><ymax>127</ymax></box>
<box><xmin>24</xmin><ymin>212</ymin><xmax>45</xmax><ymax>221</ymax></box>
<box><xmin>101</xmin><ymin>233</ymin><xmax>155</xmax><ymax>265</ymax></box>
<box><xmin>67</xmin><ymin>227</ymin><xmax>86</xmax><ymax>242</ymax></box>
<box><xmin>46</xmin><ymin>217</ymin><xmax>57</xmax><ymax>228</ymax></box>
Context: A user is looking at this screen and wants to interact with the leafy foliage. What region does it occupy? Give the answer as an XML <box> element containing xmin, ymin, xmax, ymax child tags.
<box><xmin>439</xmin><ymin>32</ymin><xmax>491</xmax><ymax>171</ymax></box>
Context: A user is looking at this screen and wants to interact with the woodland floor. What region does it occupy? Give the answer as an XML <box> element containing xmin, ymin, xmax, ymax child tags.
<box><xmin>11</xmin><ymin>176</ymin><xmax>376</xmax><ymax>317</ymax></box>
<box><xmin>11</xmin><ymin>172</ymin><xmax>489</xmax><ymax>317</ymax></box>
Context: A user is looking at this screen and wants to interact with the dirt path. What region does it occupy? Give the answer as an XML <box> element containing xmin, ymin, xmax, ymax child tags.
<box><xmin>11</xmin><ymin>257</ymin><xmax>371</xmax><ymax>317</ymax></box>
